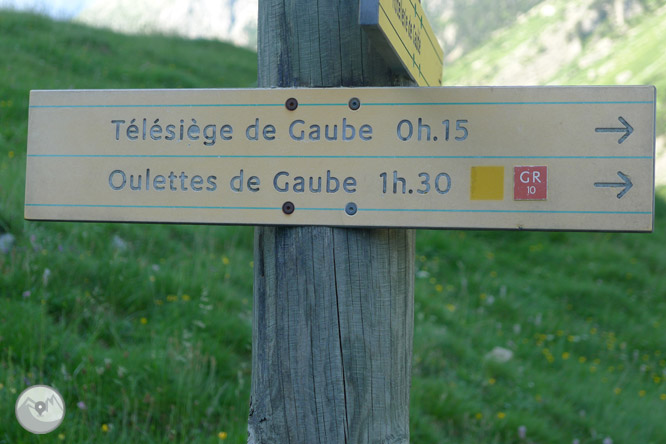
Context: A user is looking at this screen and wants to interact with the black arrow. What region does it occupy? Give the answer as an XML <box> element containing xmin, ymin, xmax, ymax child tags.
<box><xmin>594</xmin><ymin>171</ymin><xmax>633</xmax><ymax>199</ymax></box>
<box><xmin>595</xmin><ymin>117</ymin><xmax>633</xmax><ymax>144</ymax></box>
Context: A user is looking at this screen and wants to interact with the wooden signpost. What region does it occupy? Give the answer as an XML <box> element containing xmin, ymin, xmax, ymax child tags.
<box><xmin>26</xmin><ymin>86</ymin><xmax>656</xmax><ymax>231</ymax></box>
<box><xmin>22</xmin><ymin>1</ymin><xmax>657</xmax><ymax>443</ymax></box>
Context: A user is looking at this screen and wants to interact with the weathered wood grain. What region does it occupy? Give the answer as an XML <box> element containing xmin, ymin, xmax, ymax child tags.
<box><xmin>250</xmin><ymin>1</ymin><xmax>415</xmax><ymax>443</ymax></box>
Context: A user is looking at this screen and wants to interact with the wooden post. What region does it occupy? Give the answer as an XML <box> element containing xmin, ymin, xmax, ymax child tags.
<box><xmin>249</xmin><ymin>1</ymin><xmax>415</xmax><ymax>443</ymax></box>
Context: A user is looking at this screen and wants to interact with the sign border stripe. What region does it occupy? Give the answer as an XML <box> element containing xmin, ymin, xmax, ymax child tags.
<box><xmin>29</xmin><ymin>100</ymin><xmax>654</xmax><ymax>109</ymax></box>
<box><xmin>27</xmin><ymin>154</ymin><xmax>653</xmax><ymax>160</ymax></box>
<box><xmin>24</xmin><ymin>203</ymin><xmax>651</xmax><ymax>216</ymax></box>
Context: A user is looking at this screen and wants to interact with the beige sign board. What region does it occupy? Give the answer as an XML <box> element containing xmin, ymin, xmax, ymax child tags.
<box><xmin>25</xmin><ymin>86</ymin><xmax>656</xmax><ymax>231</ymax></box>
<box><xmin>360</xmin><ymin>0</ymin><xmax>444</xmax><ymax>86</ymax></box>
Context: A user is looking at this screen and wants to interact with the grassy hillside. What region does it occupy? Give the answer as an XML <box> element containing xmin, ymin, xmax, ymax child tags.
<box><xmin>0</xmin><ymin>10</ymin><xmax>258</xmax><ymax>444</ymax></box>
<box><xmin>1</xmin><ymin>10</ymin><xmax>666</xmax><ymax>444</ymax></box>
<box><xmin>425</xmin><ymin>0</ymin><xmax>662</xmax><ymax>64</ymax></box>
<box><xmin>443</xmin><ymin>0</ymin><xmax>666</xmax><ymax>139</ymax></box>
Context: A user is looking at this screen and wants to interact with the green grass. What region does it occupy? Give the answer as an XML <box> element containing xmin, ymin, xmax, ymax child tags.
<box><xmin>443</xmin><ymin>0</ymin><xmax>666</xmax><ymax>137</ymax></box>
<box><xmin>2</xmin><ymin>9</ymin><xmax>666</xmax><ymax>444</ymax></box>
<box><xmin>412</xmin><ymin>210</ymin><xmax>666</xmax><ymax>443</ymax></box>
<box><xmin>0</xmin><ymin>10</ymin><xmax>257</xmax><ymax>444</ymax></box>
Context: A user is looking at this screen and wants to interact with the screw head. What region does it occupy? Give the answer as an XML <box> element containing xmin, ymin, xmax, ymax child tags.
<box><xmin>285</xmin><ymin>98</ymin><xmax>298</xmax><ymax>110</ymax></box>
<box><xmin>345</xmin><ymin>202</ymin><xmax>358</xmax><ymax>216</ymax></box>
<box><xmin>348</xmin><ymin>97</ymin><xmax>360</xmax><ymax>110</ymax></box>
<box><xmin>282</xmin><ymin>201</ymin><xmax>295</xmax><ymax>214</ymax></box>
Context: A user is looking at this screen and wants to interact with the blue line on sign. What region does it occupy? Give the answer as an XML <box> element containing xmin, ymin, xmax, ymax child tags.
<box><xmin>364</xmin><ymin>100</ymin><xmax>654</xmax><ymax>106</ymax></box>
<box><xmin>27</xmin><ymin>154</ymin><xmax>653</xmax><ymax>160</ymax></box>
<box><xmin>29</xmin><ymin>103</ymin><xmax>285</xmax><ymax>109</ymax></box>
<box><xmin>296</xmin><ymin>207</ymin><xmax>341</xmax><ymax>211</ymax></box>
<box><xmin>29</xmin><ymin>100</ymin><xmax>653</xmax><ymax>109</ymax></box>
<box><xmin>24</xmin><ymin>203</ymin><xmax>650</xmax><ymax>216</ymax></box>
<box><xmin>359</xmin><ymin>208</ymin><xmax>651</xmax><ymax>215</ymax></box>
<box><xmin>25</xmin><ymin>203</ymin><xmax>282</xmax><ymax>210</ymax></box>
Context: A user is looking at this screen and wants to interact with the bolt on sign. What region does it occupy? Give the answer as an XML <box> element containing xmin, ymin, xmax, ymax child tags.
<box><xmin>25</xmin><ymin>86</ymin><xmax>656</xmax><ymax>231</ymax></box>
<box><xmin>360</xmin><ymin>0</ymin><xmax>443</xmax><ymax>86</ymax></box>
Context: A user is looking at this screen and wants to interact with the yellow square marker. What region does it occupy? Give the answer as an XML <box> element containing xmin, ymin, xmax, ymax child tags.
<box><xmin>470</xmin><ymin>166</ymin><xmax>505</xmax><ymax>200</ymax></box>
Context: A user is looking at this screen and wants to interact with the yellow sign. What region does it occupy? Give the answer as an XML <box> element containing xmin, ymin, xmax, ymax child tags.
<box><xmin>25</xmin><ymin>86</ymin><xmax>656</xmax><ymax>231</ymax></box>
<box><xmin>360</xmin><ymin>0</ymin><xmax>443</xmax><ymax>86</ymax></box>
